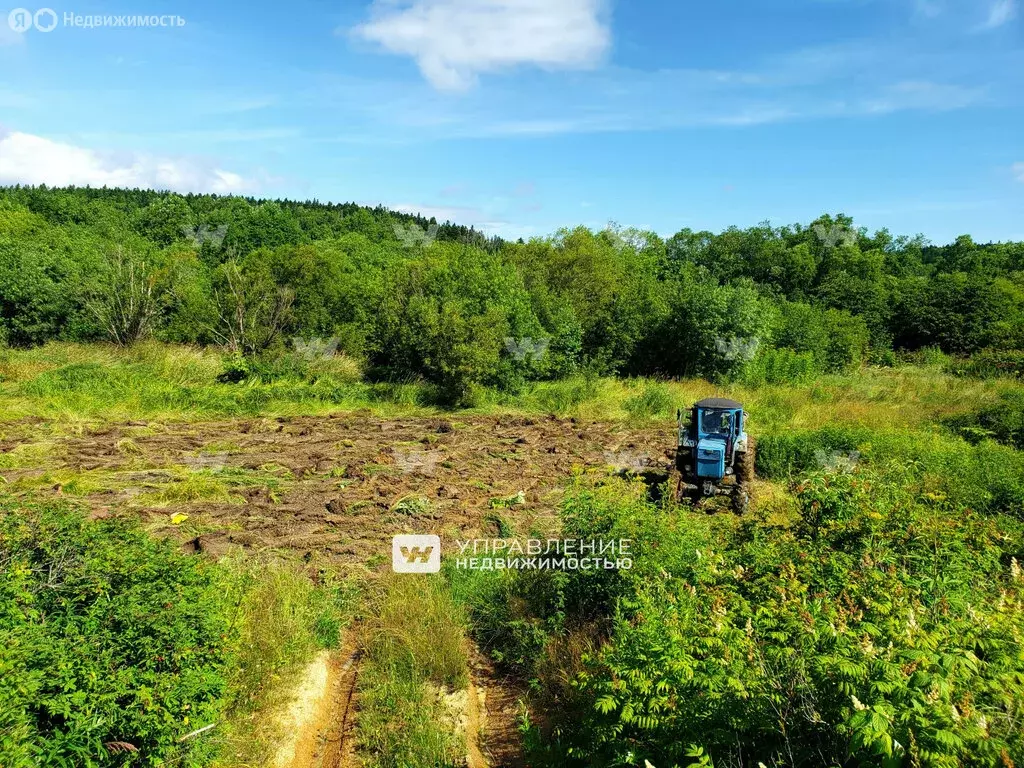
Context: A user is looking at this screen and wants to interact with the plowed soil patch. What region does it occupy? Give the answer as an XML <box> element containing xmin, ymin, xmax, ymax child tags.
<box><xmin>3</xmin><ymin>413</ymin><xmax>673</xmax><ymax>567</ymax></box>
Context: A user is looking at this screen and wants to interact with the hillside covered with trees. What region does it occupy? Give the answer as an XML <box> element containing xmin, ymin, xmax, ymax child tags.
<box><xmin>2</xmin><ymin>185</ymin><xmax>1023</xmax><ymax>402</ymax></box>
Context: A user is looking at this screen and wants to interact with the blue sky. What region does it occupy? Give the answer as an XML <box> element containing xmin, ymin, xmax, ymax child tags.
<box><xmin>0</xmin><ymin>0</ymin><xmax>1021</xmax><ymax>243</ymax></box>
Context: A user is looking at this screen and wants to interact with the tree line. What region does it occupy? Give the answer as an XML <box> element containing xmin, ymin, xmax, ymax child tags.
<box><xmin>1</xmin><ymin>185</ymin><xmax>1022</xmax><ymax>401</ymax></box>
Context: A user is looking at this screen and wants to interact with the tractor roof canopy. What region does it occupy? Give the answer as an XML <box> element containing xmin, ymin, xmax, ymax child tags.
<box><xmin>695</xmin><ymin>397</ymin><xmax>743</xmax><ymax>410</ymax></box>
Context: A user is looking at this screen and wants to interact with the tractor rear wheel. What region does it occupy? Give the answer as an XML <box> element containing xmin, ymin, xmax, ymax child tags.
<box><xmin>735</xmin><ymin>437</ymin><xmax>756</xmax><ymax>485</ymax></box>
<box><xmin>732</xmin><ymin>437</ymin><xmax>756</xmax><ymax>514</ymax></box>
<box><xmin>668</xmin><ymin>468</ymin><xmax>685</xmax><ymax>503</ymax></box>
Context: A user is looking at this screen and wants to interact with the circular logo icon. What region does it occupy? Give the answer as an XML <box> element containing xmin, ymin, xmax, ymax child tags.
<box><xmin>34</xmin><ymin>7</ymin><xmax>58</xmax><ymax>32</ymax></box>
<box><xmin>7</xmin><ymin>8</ymin><xmax>33</xmax><ymax>32</ymax></box>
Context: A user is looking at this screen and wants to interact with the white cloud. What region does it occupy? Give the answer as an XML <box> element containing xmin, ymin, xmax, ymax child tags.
<box><xmin>352</xmin><ymin>0</ymin><xmax>610</xmax><ymax>91</ymax></box>
<box><xmin>0</xmin><ymin>131</ymin><xmax>255</xmax><ymax>193</ymax></box>
<box><xmin>857</xmin><ymin>80</ymin><xmax>985</xmax><ymax>113</ymax></box>
<box><xmin>399</xmin><ymin>77</ymin><xmax>981</xmax><ymax>139</ymax></box>
<box><xmin>1013</xmin><ymin>162</ymin><xmax>1024</xmax><ymax>182</ymax></box>
<box><xmin>316</xmin><ymin>28</ymin><xmax>1001</xmax><ymax>142</ymax></box>
<box><xmin>979</xmin><ymin>0</ymin><xmax>1017</xmax><ymax>28</ymax></box>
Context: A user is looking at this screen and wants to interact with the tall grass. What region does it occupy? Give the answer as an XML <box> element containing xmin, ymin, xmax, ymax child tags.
<box><xmin>0</xmin><ymin>342</ymin><xmax>1019</xmax><ymax>429</ymax></box>
<box><xmin>214</xmin><ymin>553</ymin><xmax>353</xmax><ymax>766</ymax></box>
<box><xmin>356</xmin><ymin>575</ymin><xmax>469</xmax><ymax>768</ymax></box>
<box><xmin>622</xmin><ymin>380</ymin><xmax>675</xmax><ymax>421</ymax></box>
<box><xmin>0</xmin><ymin>342</ymin><xmax>386</xmax><ymax>422</ymax></box>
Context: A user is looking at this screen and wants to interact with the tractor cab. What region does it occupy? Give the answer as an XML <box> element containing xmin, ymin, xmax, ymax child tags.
<box><xmin>675</xmin><ymin>397</ymin><xmax>753</xmax><ymax>513</ymax></box>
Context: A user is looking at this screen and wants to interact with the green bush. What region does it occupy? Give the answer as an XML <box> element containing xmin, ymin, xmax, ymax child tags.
<box><xmin>216</xmin><ymin>351</ymin><xmax>312</xmax><ymax>384</ymax></box>
<box><xmin>948</xmin><ymin>349</ymin><xmax>1024</xmax><ymax>380</ymax></box>
<box><xmin>910</xmin><ymin>345</ymin><xmax>952</xmax><ymax>368</ymax></box>
<box><xmin>370</xmin><ymin>243</ymin><xmax>543</xmax><ymax>404</ymax></box>
<box><xmin>945</xmin><ymin>391</ymin><xmax>1024</xmax><ymax>449</ymax></box>
<box><xmin>0</xmin><ymin>494</ymin><xmax>351</xmax><ymax>768</ymax></box>
<box><xmin>638</xmin><ymin>270</ymin><xmax>775</xmax><ymax>380</ymax></box>
<box><xmin>754</xmin><ymin>424</ymin><xmax>873</xmax><ymax>479</ymax></box>
<box><xmin>772</xmin><ymin>301</ymin><xmax>871</xmax><ymax>373</ymax></box>
<box><xmin>756</xmin><ymin>424</ymin><xmax>1024</xmax><ymax>519</ymax></box>
<box><xmin>449</xmin><ymin>566</ymin><xmax>567</xmax><ymax>673</ymax></box>
<box><xmin>0</xmin><ymin>497</ymin><xmax>234</xmax><ymax>766</ymax></box>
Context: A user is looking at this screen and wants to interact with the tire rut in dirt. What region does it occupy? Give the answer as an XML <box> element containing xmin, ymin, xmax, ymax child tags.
<box><xmin>469</xmin><ymin>646</ymin><xmax>527</xmax><ymax>768</ymax></box>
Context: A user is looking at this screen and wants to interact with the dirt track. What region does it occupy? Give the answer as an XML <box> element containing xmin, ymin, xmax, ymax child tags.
<box><xmin>3</xmin><ymin>413</ymin><xmax>675</xmax><ymax>567</ymax></box>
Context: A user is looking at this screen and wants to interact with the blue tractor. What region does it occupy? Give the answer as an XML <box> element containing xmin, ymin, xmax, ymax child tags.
<box><xmin>672</xmin><ymin>397</ymin><xmax>754</xmax><ymax>514</ymax></box>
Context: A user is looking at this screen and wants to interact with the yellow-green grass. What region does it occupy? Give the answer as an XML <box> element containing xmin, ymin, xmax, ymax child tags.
<box><xmin>1</xmin><ymin>463</ymin><xmax>290</xmax><ymax>507</ymax></box>
<box><xmin>0</xmin><ymin>440</ymin><xmax>65</xmax><ymax>469</ymax></box>
<box><xmin>0</xmin><ymin>341</ymin><xmax>369</xmax><ymax>424</ymax></box>
<box><xmin>0</xmin><ymin>342</ymin><xmax>1015</xmax><ymax>434</ymax></box>
<box><xmin>212</xmin><ymin>552</ymin><xmax>355</xmax><ymax>767</ymax></box>
<box><xmin>502</xmin><ymin>364</ymin><xmax>1012</xmax><ymax>431</ymax></box>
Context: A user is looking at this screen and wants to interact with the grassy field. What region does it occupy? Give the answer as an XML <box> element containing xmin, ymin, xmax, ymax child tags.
<box><xmin>0</xmin><ymin>341</ymin><xmax>1011</xmax><ymax>428</ymax></box>
<box><xmin>2</xmin><ymin>342</ymin><xmax>1023</xmax><ymax>767</ymax></box>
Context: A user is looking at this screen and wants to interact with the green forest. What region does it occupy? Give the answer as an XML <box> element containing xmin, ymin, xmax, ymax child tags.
<box><xmin>3</xmin><ymin>185</ymin><xmax>1023</xmax><ymax>402</ymax></box>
